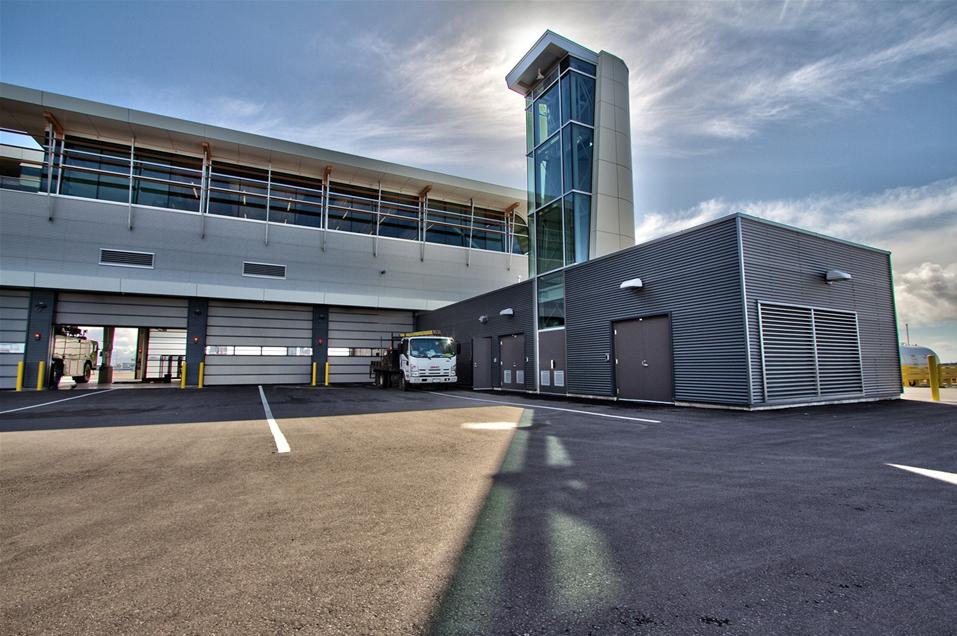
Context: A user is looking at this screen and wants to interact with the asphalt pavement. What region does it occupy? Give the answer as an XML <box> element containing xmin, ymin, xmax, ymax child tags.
<box><xmin>0</xmin><ymin>386</ymin><xmax>954</xmax><ymax>635</ymax></box>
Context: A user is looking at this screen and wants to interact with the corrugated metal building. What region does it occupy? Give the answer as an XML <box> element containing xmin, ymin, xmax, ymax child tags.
<box><xmin>417</xmin><ymin>214</ymin><xmax>901</xmax><ymax>409</ymax></box>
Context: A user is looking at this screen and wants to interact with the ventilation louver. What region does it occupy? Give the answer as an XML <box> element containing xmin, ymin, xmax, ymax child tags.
<box><xmin>243</xmin><ymin>261</ymin><xmax>286</xmax><ymax>278</ymax></box>
<box><xmin>759</xmin><ymin>303</ymin><xmax>863</xmax><ymax>402</ymax></box>
<box><xmin>99</xmin><ymin>249</ymin><xmax>154</xmax><ymax>268</ymax></box>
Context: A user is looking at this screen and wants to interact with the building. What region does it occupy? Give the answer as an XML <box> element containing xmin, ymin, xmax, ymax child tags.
<box><xmin>0</xmin><ymin>83</ymin><xmax>530</xmax><ymax>388</ymax></box>
<box><xmin>0</xmin><ymin>30</ymin><xmax>902</xmax><ymax>407</ymax></box>
<box><xmin>416</xmin><ymin>31</ymin><xmax>902</xmax><ymax>408</ymax></box>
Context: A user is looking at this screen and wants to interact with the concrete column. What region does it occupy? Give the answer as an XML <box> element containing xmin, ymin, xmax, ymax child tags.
<box><xmin>24</xmin><ymin>289</ymin><xmax>55</xmax><ymax>388</ymax></box>
<box><xmin>185</xmin><ymin>298</ymin><xmax>208</xmax><ymax>385</ymax></box>
<box><xmin>312</xmin><ymin>305</ymin><xmax>329</xmax><ymax>382</ymax></box>
<box><xmin>98</xmin><ymin>326</ymin><xmax>115</xmax><ymax>384</ymax></box>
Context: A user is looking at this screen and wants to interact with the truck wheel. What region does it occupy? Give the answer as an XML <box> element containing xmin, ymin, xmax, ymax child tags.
<box><xmin>74</xmin><ymin>361</ymin><xmax>93</xmax><ymax>384</ymax></box>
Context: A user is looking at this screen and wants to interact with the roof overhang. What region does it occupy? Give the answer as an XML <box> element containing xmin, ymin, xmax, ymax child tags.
<box><xmin>0</xmin><ymin>83</ymin><xmax>526</xmax><ymax>216</ymax></box>
<box><xmin>505</xmin><ymin>30</ymin><xmax>599</xmax><ymax>95</ymax></box>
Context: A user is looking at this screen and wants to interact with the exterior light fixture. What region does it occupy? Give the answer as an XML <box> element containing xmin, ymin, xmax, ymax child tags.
<box><xmin>619</xmin><ymin>278</ymin><xmax>643</xmax><ymax>290</ymax></box>
<box><xmin>479</xmin><ymin>315</ymin><xmax>489</xmax><ymax>324</ymax></box>
<box><xmin>825</xmin><ymin>269</ymin><xmax>852</xmax><ymax>284</ymax></box>
<box><xmin>499</xmin><ymin>308</ymin><xmax>514</xmax><ymax>317</ymax></box>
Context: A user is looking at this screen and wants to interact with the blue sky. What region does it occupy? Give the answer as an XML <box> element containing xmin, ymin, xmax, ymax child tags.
<box><xmin>2</xmin><ymin>0</ymin><xmax>956</xmax><ymax>359</ymax></box>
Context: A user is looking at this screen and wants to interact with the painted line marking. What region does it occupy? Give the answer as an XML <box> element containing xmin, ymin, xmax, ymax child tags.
<box><xmin>427</xmin><ymin>392</ymin><xmax>661</xmax><ymax>424</ymax></box>
<box><xmin>258</xmin><ymin>385</ymin><xmax>290</xmax><ymax>454</ymax></box>
<box><xmin>0</xmin><ymin>388</ymin><xmax>118</xmax><ymax>415</ymax></box>
<box><xmin>887</xmin><ymin>463</ymin><xmax>957</xmax><ymax>486</ymax></box>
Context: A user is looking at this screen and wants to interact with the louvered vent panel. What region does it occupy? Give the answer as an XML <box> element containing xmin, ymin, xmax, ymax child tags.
<box><xmin>760</xmin><ymin>304</ymin><xmax>817</xmax><ymax>400</ymax></box>
<box><xmin>759</xmin><ymin>302</ymin><xmax>864</xmax><ymax>402</ymax></box>
<box><xmin>99</xmin><ymin>249</ymin><xmax>154</xmax><ymax>268</ymax></box>
<box><xmin>243</xmin><ymin>262</ymin><xmax>286</xmax><ymax>278</ymax></box>
<box><xmin>814</xmin><ymin>309</ymin><xmax>864</xmax><ymax>395</ymax></box>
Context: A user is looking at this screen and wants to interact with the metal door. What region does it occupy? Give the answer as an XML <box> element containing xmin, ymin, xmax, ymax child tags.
<box><xmin>500</xmin><ymin>334</ymin><xmax>525</xmax><ymax>390</ymax></box>
<box><xmin>614</xmin><ymin>315</ymin><xmax>673</xmax><ymax>402</ymax></box>
<box><xmin>472</xmin><ymin>337</ymin><xmax>492</xmax><ymax>389</ymax></box>
<box><xmin>538</xmin><ymin>329</ymin><xmax>567</xmax><ymax>394</ymax></box>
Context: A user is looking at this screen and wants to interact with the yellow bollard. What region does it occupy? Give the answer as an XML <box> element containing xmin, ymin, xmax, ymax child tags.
<box><xmin>324</xmin><ymin>361</ymin><xmax>330</xmax><ymax>386</ymax></box>
<box><xmin>36</xmin><ymin>360</ymin><xmax>45</xmax><ymax>391</ymax></box>
<box><xmin>198</xmin><ymin>362</ymin><xmax>205</xmax><ymax>389</ymax></box>
<box><xmin>15</xmin><ymin>360</ymin><xmax>24</xmax><ymax>392</ymax></box>
<box><xmin>311</xmin><ymin>361</ymin><xmax>317</xmax><ymax>386</ymax></box>
<box><xmin>928</xmin><ymin>354</ymin><xmax>940</xmax><ymax>402</ymax></box>
<box><xmin>180</xmin><ymin>361</ymin><xmax>187</xmax><ymax>389</ymax></box>
<box><xmin>900</xmin><ymin>364</ymin><xmax>908</xmax><ymax>389</ymax></box>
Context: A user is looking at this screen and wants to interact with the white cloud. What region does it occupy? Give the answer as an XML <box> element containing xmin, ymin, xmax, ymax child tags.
<box><xmin>895</xmin><ymin>263</ymin><xmax>957</xmax><ymax>327</ymax></box>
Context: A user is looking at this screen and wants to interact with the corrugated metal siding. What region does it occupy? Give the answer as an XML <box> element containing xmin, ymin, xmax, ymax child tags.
<box><xmin>416</xmin><ymin>280</ymin><xmax>535</xmax><ymax>391</ymax></box>
<box><xmin>328</xmin><ymin>307</ymin><xmax>413</xmax><ymax>383</ymax></box>
<box><xmin>205</xmin><ymin>301</ymin><xmax>312</xmax><ymax>385</ymax></box>
<box><xmin>741</xmin><ymin>217</ymin><xmax>900</xmax><ymax>403</ymax></box>
<box><xmin>565</xmin><ymin>217</ymin><xmax>750</xmax><ymax>405</ymax></box>
<box><xmin>55</xmin><ymin>292</ymin><xmax>188</xmax><ymax>328</ymax></box>
<box><xmin>0</xmin><ymin>288</ymin><xmax>29</xmax><ymax>389</ymax></box>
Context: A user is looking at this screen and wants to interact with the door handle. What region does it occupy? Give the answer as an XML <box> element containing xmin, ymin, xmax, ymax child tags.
<box><xmin>642</xmin><ymin>360</ymin><xmax>649</xmax><ymax>367</ymax></box>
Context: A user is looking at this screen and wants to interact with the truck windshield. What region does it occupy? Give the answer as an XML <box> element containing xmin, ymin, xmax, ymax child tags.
<box><xmin>409</xmin><ymin>338</ymin><xmax>455</xmax><ymax>358</ymax></box>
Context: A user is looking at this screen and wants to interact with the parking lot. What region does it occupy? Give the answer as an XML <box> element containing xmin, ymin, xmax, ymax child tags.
<box><xmin>1</xmin><ymin>386</ymin><xmax>954</xmax><ymax>634</ymax></box>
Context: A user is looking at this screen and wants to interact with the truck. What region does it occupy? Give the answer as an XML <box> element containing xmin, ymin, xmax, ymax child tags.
<box><xmin>51</xmin><ymin>326</ymin><xmax>98</xmax><ymax>385</ymax></box>
<box><xmin>369</xmin><ymin>330</ymin><xmax>458</xmax><ymax>390</ymax></box>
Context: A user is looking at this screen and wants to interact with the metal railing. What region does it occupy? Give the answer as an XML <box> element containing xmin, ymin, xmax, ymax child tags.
<box><xmin>0</xmin><ymin>130</ymin><xmax>530</xmax><ymax>256</ymax></box>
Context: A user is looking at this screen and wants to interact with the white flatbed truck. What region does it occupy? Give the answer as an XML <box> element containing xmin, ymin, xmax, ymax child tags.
<box><xmin>370</xmin><ymin>330</ymin><xmax>458</xmax><ymax>390</ymax></box>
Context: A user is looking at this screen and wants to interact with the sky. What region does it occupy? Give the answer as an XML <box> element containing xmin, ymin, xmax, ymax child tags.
<box><xmin>2</xmin><ymin>0</ymin><xmax>955</xmax><ymax>360</ymax></box>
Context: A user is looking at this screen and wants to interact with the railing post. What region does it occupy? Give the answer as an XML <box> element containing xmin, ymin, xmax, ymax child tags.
<box><xmin>466</xmin><ymin>198</ymin><xmax>475</xmax><ymax>267</ymax></box>
<box><xmin>374</xmin><ymin>181</ymin><xmax>381</xmax><ymax>257</ymax></box>
<box><xmin>321</xmin><ymin>166</ymin><xmax>331</xmax><ymax>252</ymax></box>
<box><xmin>127</xmin><ymin>137</ymin><xmax>135</xmax><ymax>230</ymax></box>
<box><xmin>202</xmin><ymin>154</ymin><xmax>212</xmax><ymax>239</ymax></box>
<box><xmin>264</xmin><ymin>164</ymin><xmax>272</xmax><ymax>246</ymax></box>
<box><xmin>45</xmin><ymin>123</ymin><xmax>55</xmax><ymax>221</ymax></box>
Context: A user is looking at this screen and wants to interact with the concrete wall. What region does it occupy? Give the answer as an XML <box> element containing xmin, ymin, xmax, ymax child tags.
<box><xmin>0</xmin><ymin>190</ymin><xmax>527</xmax><ymax>311</ymax></box>
<box><xmin>590</xmin><ymin>51</ymin><xmax>635</xmax><ymax>257</ymax></box>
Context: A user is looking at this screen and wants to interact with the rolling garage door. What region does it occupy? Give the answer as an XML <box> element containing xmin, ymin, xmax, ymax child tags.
<box><xmin>759</xmin><ymin>303</ymin><xmax>864</xmax><ymax>402</ymax></box>
<box><xmin>0</xmin><ymin>289</ymin><xmax>30</xmax><ymax>389</ymax></box>
<box><xmin>328</xmin><ymin>307</ymin><xmax>413</xmax><ymax>383</ymax></box>
<box><xmin>55</xmin><ymin>292</ymin><xmax>188</xmax><ymax>328</ymax></box>
<box><xmin>204</xmin><ymin>301</ymin><xmax>313</xmax><ymax>385</ymax></box>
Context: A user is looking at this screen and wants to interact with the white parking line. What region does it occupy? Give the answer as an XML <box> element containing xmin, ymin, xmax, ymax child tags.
<box><xmin>428</xmin><ymin>392</ymin><xmax>661</xmax><ymax>424</ymax></box>
<box><xmin>0</xmin><ymin>388</ymin><xmax>118</xmax><ymax>415</ymax></box>
<box><xmin>887</xmin><ymin>463</ymin><xmax>957</xmax><ymax>486</ymax></box>
<box><xmin>258</xmin><ymin>385</ymin><xmax>290</xmax><ymax>454</ymax></box>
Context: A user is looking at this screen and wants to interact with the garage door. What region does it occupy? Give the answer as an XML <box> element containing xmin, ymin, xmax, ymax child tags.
<box><xmin>204</xmin><ymin>301</ymin><xmax>313</xmax><ymax>385</ymax></box>
<box><xmin>328</xmin><ymin>307</ymin><xmax>413</xmax><ymax>383</ymax></box>
<box><xmin>759</xmin><ymin>303</ymin><xmax>864</xmax><ymax>402</ymax></box>
<box><xmin>0</xmin><ymin>289</ymin><xmax>29</xmax><ymax>389</ymax></box>
<box><xmin>55</xmin><ymin>292</ymin><xmax>187</xmax><ymax>328</ymax></box>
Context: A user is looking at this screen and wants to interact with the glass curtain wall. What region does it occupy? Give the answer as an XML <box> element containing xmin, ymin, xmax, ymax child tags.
<box><xmin>11</xmin><ymin>134</ymin><xmax>529</xmax><ymax>257</ymax></box>
<box><xmin>525</xmin><ymin>55</ymin><xmax>597</xmax><ymax>329</ymax></box>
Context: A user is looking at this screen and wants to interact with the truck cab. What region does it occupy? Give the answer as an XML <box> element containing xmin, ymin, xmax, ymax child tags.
<box><xmin>370</xmin><ymin>331</ymin><xmax>458</xmax><ymax>390</ymax></box>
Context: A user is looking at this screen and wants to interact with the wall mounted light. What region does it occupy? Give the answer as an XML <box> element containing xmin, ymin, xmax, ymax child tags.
<box><xmin>479</xmin><ymin>315</ymin><xmax>489</xmax><ymax>324</ymax></box>
<box><xmin>619</xmin><ymin>277</ymin><xmax>643</xmax><ymax>290</ymax></box>
<box><xmin>499</xmin><ymin>308</ymin><xmax>514</xmax><ymax>317</ymax></box>
<box><xmin>825</xmin><ymin>269</ymin><xmax>852</xmax><ymax>284</ymax></box>
<box><xmin>34</xmin><ymin>301</ymin><xmax>47</xmax><ymax>311</ymax></box>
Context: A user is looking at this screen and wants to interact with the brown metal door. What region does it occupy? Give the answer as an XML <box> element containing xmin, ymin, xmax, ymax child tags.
<box><xmin>500</xmin><ymin>334</ymin><xmax>525</xmax><ymax>390</ymax></box>
<box><xmin>614</xmin><ymin>315</ymin><xmax>673</xmax><ymax>402</ymax></box>
<box><xmin>538</xmin><ymin>329</ymin><xmax>567</xmax><ymax>394</ymax></box>
<box><xmin>472</xmin><ymin>337</ymin><xmax>492</xmax><ymax>389</ymax></box>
